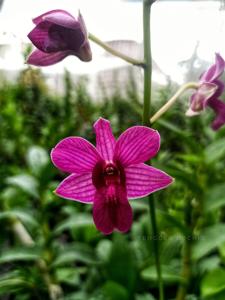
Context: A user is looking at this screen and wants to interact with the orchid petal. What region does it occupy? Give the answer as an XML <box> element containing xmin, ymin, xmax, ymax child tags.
<box><xmin>125</xmin><ymin>163</ymin><xmax>173</xmax><ymax>199</ymax></box>
<box><xmin>33</xmin><ymin>9</ymin><xmax>80</xmax><ymax>30</ymax></box>
<box><xmin>51</xmin><ymin>137</ymin><xmax>101</xmax><ymax>174</ymax></box>
<box><xmin>28</xmin><ymin>21</ymin><xmax>52</xmax><ymax>52</ymax></box>
<box><xmin>78</xmin><ymin>12</ymin><xmax>88</xmax><ymax>38</ymax></box>
<box><xmin>200</xmin><ymin>53</ymin><xmax>225</xmax><ymax>82</ymax></box>
<box><xmin>207</xmin><ymin>98</ymin><xmax>225</xmax><ymax>130</ymax></box>
<box><xmin>55</xmin><ymin>173</ymin><xmax>95</xmax><ymax>203</ymax></box>
<box><xmin>93</xmin><ymin>118</ymin><xmax>116</xmax><ymax>161</ymax></box>
<box><xmin>189</xmin><ymin>83</ymin><xmax>217</xmax><ymax>113</ymax></box>
<box><xmin>185</xmin><ymin>107</ymin><xmax>201</xmax><ymax>117</ymax></box>
<box><xmin>76</xmin><ymin>41</ymin><xmax>92</xmax><ymax>62</ymax></box>
<box><xmin>28</xmin><ymin>21</ymin><xmax>85</xmax><ymax>53</ymax></box>
<box><xmin>211</xmin><ymin>80</ymin><xmax>225</xmax><ymax>99</ymax></box>
<box><xmin>93</xmin><ymin>186</ymin><xmax>132</xmax><ymax>235</ymax></box>
<box><xmin>114</xmin><ymin>126</ymin><xmax>160</xmax><ymax>167</ymax></box>
<box><xmin>26</xmin><ymin>49</ymin><xmax>70</xmax><ymax>66</ymax></box>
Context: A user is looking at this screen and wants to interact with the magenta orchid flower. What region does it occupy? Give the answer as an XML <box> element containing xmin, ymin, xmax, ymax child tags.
<box><xmin>186</xmin><ymin>53</ymin><xmax>225</xmax><ymax>130</ymax></box>
<box><xmin>51</xmin><ymin>118</ymin><xmax>173</xmax><ymax>235</ymax></box>
<box><xmin>27</xmin><ymin>10</ymin><xmax>92</xmax><ymax>67</ymax></box>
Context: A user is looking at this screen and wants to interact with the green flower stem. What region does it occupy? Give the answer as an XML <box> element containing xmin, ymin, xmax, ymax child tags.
<box><xmin>11</xmin><ymin>218</ymin><xmax>63</xmax><ymax>300</ymax></box>
<box><xmin>175</xmin><ymin>197</ymin><xmax>193</xmax><ymax>300</ymax></box>
<box><xmin>142</xmin><ymin>1</ymin><xmax>164</xmax><ymax>300</ymax></box>
<box><xmin>88</xmin><ymin>32</ymin><xmax>145</xmax><ymax>67</ymax></box>
<box><xmin>150</xmin><ymin>82</ymin><xmax>199</xmax><ymax>124</ymax></box>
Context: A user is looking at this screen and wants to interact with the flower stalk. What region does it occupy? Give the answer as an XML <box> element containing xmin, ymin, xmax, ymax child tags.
<box><xmin>142</xmin><ymin>1</ymin><xmax>164</xmax><ymax>299</ymax></box>
<box><xmin>150</xmin><ymin>82</ymin><xmax>199</xmax><ymax>124</ymax></box>
<box><xmin>175</xmin><ymin>197</ymin><xmax>193</xmax><ymax>300</ymax></box>
<box><xmin>88</xmin><ymin>32</ymin><xmax>145</xmax><ymax>67</ymax></box>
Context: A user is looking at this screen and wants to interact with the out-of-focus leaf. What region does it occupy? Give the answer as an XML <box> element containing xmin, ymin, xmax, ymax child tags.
<box><xmin>0</xmin><ymin>210</ymin><xmax>38</xmax><ymax>228</ymax></box>
<box><xmin>205</xmin><ymin>139</ymin><xmax>225</xmax><ymax>164</ymax></box>
<box><xmin>176</xmin><ymin>154</ymin><xmax>203</xmax><ymax>164</ymax></box>
<box><xmin>141</xmin><ymin>264</ymin><xmax>182</xmax><ymax>284</ymax></box>
<box><xmin>157</xmin><ymin>119</ymin><xmax>189</xmax><ymax>136</ymax></box>
<box><xmin>96</xmin><ymin>240</ymin><xmax>112</xmax><ymax>261</ymax></box>
<box><xmin>55</xmin><ymin>268</ymin><xmax>80</xmax><ymax>286</ymax></box>
<box><xmin>204</xmin><ymin>184</ymin><xmax>225</xmax><ymax>212</ymax></box>
<box><xmin>0</xmin><ymin>278</ymin><xmax>28</xmax><ymax>295</ymax></box>
<box><xmin>101</xmin><ymin>281</ymin><xmax>129</xmax><ymax>300</ymax></box>
<box><xmin>0</xmin><ymin>271</ymin><xmax>30</xmax><ymax>295</ymax></box>
<box><xmin>54</xmin><ymin>214</ymin><xmax>93</xmax><ymax>234</ymax></box>
<box><xmin>5</xmin><ymin>174</ymin><xmax>39</xmax><ymax>198</ymax></box>
<box><xmin>52</xmin><ymin>244</ymin><xmax>99</xmax><ymax>267</ymax></box>
<box><xmin>63</xmin><ymin>292</ymin><xmax>87</xmax><ymax>300</ymax></box>
<box><xmin>160</xmin><ymin>211</ymin><xmax>189</xmax><ymax>235</ymax></box>
<box><xmin>26</xmin><ymin>146</ymin><xmax>49</xmax><ymax>175</ymax></box>
<box><xmin>161</xmin><ymin>236</ymin><xmax>183</xmax><ymax>263</ymax></box>
<box><xmin>106</xmin><ymin>235</ymin><xmax>137</xmax><ymax>294</ymax></box>
<box><xmin>192</xmin><ymin>224</ymin><xmax>225</xmax><ymax>261</ymax></box>
<box><xmin>198</xmin><ymin>256</ymin><xmax>220</xmax><ymax>274</ymax></box>
<box><xmin>136</xmin><ymin>294</ymin><xmax>156</xmax><ymax>300</ymax></box>
<box><xmin>201</xmin><ymin>268</ymin><xmax>225</xmax><ymax>297</ymax></box>
<box><xmin>185</xmin><ymin>295</ymin><xmax>198</xmax><ymax>300</ymax></box>
<box><xmin>0</xmin><ymin>248</ymin><xmax>40</xmax><ymax>264</ymax></box>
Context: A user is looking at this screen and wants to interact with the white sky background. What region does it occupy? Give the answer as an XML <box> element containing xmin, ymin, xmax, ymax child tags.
<box><xmin>0</xmin><ymin>0</ymin><xmax>224</xmax><ymax>83</ymax></box>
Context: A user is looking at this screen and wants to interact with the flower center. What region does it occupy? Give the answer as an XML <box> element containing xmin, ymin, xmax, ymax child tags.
<box><xmin>92</xmin><ymin>161</ymin><xmax>126</xmax><ymax>191</ymax></box>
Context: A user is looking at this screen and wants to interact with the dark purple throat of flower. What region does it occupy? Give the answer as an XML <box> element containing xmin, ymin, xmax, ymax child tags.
<box><xmin>92</xmin><ymin>161</ymin><xmax>132</xmax><ymax>235</ymax></box>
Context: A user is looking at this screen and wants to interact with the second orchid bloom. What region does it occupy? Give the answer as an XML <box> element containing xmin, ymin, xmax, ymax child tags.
<box><xmin>51</xmin><ymin>118</ymin><xmax>173</xmax><ymax>235</ymax></box>
<box><xmin>27</xmin><ymin>10</ymin><xmax>92</xmax><ymax>66</ymax></box>
<box><xmin>187</xmin><ymin>53</ymin><xmax>225</xmax><ymax>130</ymax></box>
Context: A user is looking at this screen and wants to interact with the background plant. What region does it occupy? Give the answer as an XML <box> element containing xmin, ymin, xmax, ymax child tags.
<box><xmin>1</xmin><ymin>65</ymin><xmax>225</xmax><ymax>299</ymax></box>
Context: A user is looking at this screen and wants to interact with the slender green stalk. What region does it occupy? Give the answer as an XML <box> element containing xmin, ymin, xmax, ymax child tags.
<box><xmin>143</xmin><ymin>0</ymin><xmax>152</xmax><ymax>126</ymax></box>
<box><xmin>88</xmin><ymin>33</ymin><xmax>145</xmax><ymax>67</ymax></box>
<box><xmin>150</xmin><ymin>82</ymin><xmax>199</xmax><ymax>124</ymax></box>
<box><xmin>175</xmin><ymin>197</ymin><xmax>193</xmax><ymax>300</ymax></box>
<box><xmin>142</xmin><ymin>1</ymin><xmax>164</xmax><ymax>299</ymax></box>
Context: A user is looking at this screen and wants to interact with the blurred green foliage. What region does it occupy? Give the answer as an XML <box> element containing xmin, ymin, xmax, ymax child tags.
<box><xmin>1</xmin><ymin>67</ymin><xmax>225</xmax><ymax>300</ymax></box>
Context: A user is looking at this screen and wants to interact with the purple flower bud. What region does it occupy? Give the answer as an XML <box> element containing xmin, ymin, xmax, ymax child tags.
<box><xmin>27</xmin><ymin>10</ymin><xmax>92</xmax><ymax>66</ymax></box>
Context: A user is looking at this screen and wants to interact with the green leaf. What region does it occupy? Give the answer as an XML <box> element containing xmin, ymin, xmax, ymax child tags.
<box><xmin>5</xmin><ymin>174</ymin><xmax>39</xmax><ymax>198</ymax></box>
<box><xmin>52</xmin><ymin>244</ymin><xmax>99</xmax><ymax>267</ymax></box>
<box><xmin>26</xmin><ymin>146</ymin><xmax>49</xmax><ymax>175</ymax></box>
<box><xmin>96</xmin><ymin>240</ymin><xmax>112</xmax><ymax>261</ymax></box>
<box><xmin>198</xmin><ymin>256</ymin><xmax>220</xmax><ymax>274</ymax></box>
<box><xmin>157</xmin><ymin>119</ymin><xmax>188</xmax><ymax>136</ymax></box>
<box><xmin>136</xmin><ymin>294</ymin><xmax>156</xmax><ymax>300</ymax></box>
<box><xmin>0</xmin><ymin>210</ymin><xmax>38</xmax><ymax>228</ymax></box>
<box><xmin>54</xmin><ymin>214</ymin><xmax>93</xmax><ymax>234</ymax></box>
<box><xmin>101</xmin><ymin>281</ymin><xmax>129</xmax><ymax>300</ymax></box>
<box><xmin>106</xmin><ymin>235</ymin><xmax>137</xmax><ymax>294</ymax></box>
<box><xmin>141</xmin><ymin>264</ymin><xmax>182</xmax><ymax>284</ymax></box>
<box><xmin>160</xmin><ymin>211</ymin><xmax>189</xmax><ymax>235</ymax></box>
<box><xmin>205</xmin><ymin>139</ymin><xmax>225</xmax><ymax>164</ymax></box>
<box><xmin>0</xmin><ymin>278</ymin><xmax>28</xmax><ymax>295</ymax></box>
<box><xmin>55</xmin><ymin>268</ymin><xmax>80</xmax><ymax>286</ymax></box>
<box><xmin>205</xmin><ymin>184</ymin><xmax>225</xmax><ymax>212</ymax></box>
<box><xmin>201</xmin><ymin>268</ymin><xmax>225</xmax><ymax>297</ymax></box>
<box><xmin>0</xmin><ymin>248</ymin><xmax>40</xmax><ymax>264</ymax></box>
<box><xmin>192</xmin><ymin>224</ymin><xmax>225</xmax><ymax>261</ymax></box>
<box><xmin>63</xmin><ymin>292</ymin><xmax>87</xmax><ymax>300</ymax></box>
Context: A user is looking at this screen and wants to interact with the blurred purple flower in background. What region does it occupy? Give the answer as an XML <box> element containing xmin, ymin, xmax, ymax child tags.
<box><xmin>186</xmin><ymin>53</ymin><xmax>225</xmax><ymax>130</ymax></box>
<box><xmin>27</xmin><ymin>9</ymin><xmax>92</xmax><ymax>66</ymax></box>
<box><xmin>51</xmin><ymin>118</ymin><xmax>173</xmax><ymax>235</ymax></box>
